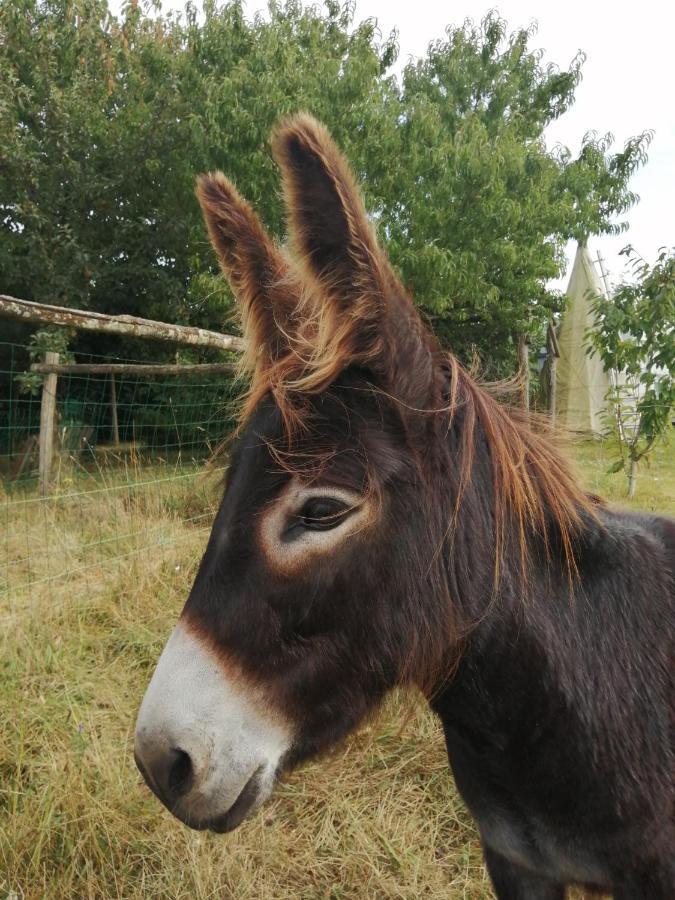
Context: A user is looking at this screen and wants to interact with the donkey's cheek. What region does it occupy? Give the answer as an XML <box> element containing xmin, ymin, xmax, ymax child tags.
<box><xmin>134</xmin><ymin>623</ymin><xmax>292</xmax><ymax>830</ymax></box>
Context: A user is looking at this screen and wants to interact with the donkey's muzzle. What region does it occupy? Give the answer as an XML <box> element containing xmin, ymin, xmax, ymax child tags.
<box><xmin>134</xmin><ymin>737</ymin><xmax>264</xmax><ymax>832</ymax></box>
<box><xmin>133</xmin><ymin>622</ymin><xmax>292</xmax><ymax>831</ymax></box>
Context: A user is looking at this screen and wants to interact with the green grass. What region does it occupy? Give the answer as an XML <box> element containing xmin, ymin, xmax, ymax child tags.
<box><xmin>1</xmin><ymin>440</ymin><xmax>672</xmax><ymax>899</ymax></box>
<box><xmin>570</xmin><ymin>434</ymin><xmax>675</xmax><ymax>513</ymax></box>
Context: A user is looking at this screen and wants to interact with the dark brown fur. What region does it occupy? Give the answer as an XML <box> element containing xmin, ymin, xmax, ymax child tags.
<box><xmin>143</xmin><ymin>115</ymin><xmax>675</xmax><ymax>898</ymax></box>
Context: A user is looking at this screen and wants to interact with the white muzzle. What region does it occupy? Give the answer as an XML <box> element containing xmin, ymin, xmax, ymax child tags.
<box><xmin>134</xmin><ymin>623</ymin><xmax>291</xmax><ymax>831</ymax></box>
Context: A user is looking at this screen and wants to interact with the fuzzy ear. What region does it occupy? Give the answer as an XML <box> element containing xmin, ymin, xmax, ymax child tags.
<box><xmin>271</xmin><ymin>115</ymin><xmax>388</xmax><ymax>318</ymax></box>
<box><xmin>196</xmin><ymin>172</ymin><xmax>296</xmax><ymax>370</ymax></box>
<box><xmin>272</xmin><ymin>115</ymin><xmax>439</xmax><ymax>409</ymax></box>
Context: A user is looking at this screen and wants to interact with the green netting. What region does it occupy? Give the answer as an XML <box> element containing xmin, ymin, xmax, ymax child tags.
<box><xmin>1</xmin><ymin>342</ymin><xmax>238</xmax><ymax>599</ymax></box>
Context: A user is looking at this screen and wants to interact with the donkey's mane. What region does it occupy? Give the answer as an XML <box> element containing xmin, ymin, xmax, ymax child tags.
<box><xmin>441</xmin><ymin>355</ymin><xmax>598</xmax><ymax>580</ymax></box>
<box><xmin>232</xmin><ymin>323</ymin><xmax>597</xmax><ymax>584</ymax></box>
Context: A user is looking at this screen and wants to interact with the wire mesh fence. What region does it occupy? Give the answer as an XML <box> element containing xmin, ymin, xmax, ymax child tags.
<box><xmin>1</xmin><ymin>341</ymin><xmax>238</xmax><ymax>600</ymax></box>
<box><xmin>4</xmin><ymin>333</ymin><xmax>671</xmax><ymax>605</ymax></box>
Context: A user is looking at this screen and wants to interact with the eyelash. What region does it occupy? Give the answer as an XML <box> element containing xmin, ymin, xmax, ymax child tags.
<box><xmin>297</xmin><ymin>498</ymin><xmax>352</xmax><ymax>531</ymax></box>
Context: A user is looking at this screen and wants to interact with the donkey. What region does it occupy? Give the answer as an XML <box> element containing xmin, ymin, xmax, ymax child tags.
<box><xmin>134</xmin><ymin>115</ymin><xmax>674</xmax><ymax>898</ymax></box>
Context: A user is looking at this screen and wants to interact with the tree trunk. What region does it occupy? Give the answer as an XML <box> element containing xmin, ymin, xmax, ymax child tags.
<box><xmin>627</xmin><ymin>458</ymin><xmax>638</xmax><ymax>499</ymax></box>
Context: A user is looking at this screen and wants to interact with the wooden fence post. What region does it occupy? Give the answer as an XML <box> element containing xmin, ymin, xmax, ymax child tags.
<box><xmin>546</xmin><ymin>321</ymin><xmax>560</xmax><ymax>425</ymax></box>
<box><xmin>516</xmin><ymin>334</ymin><xmax>530</xmax><ymax>412</ymax></box>
<box><xmin>109</xmin><ymin>374</ymin><xmax>120</xmax><ymax>447</ymax></box>
<box><xmin>38</xmin><ymin>351</ymin><xmax>59</xmax><ymax>497</ymax></box>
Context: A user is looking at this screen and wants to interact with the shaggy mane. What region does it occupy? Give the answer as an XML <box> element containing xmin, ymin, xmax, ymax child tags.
<box><xmin>231</xmin><ymin>323</ymin><xmax>597</xmax><ymax>586</ymax></box>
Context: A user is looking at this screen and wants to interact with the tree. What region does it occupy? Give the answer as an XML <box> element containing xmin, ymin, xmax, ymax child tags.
<box><xmin>0</xmin><ymin>0</ymin><xmax>399</xmax><ymax>346</ymax></box>
<box><xmin>0</xmin><ymin>2</ymin><xmax>651</xmax><ymax>375</ymax></box>
<box><xmin>589</xmin><ymin>247</ymin><xmax>675</xmax><ymax>497</ymax></box>
<box><xmin>381</xmin><ymin>15</ymin><xmax>652</xmax><ymax>371</ymax></box>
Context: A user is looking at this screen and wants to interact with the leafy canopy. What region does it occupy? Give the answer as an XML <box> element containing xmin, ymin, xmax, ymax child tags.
<box><xmin>0</xmin><ymin>1</ymin><xmax>652</xmax><ymax>370</ymax></box>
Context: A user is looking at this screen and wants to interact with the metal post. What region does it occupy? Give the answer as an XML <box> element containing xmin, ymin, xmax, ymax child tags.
<box><xmin>596</xmin><ymin>252</ymin><xmax>612</xmax><ymax>298</ymax></box>
<box><xmin>38</xmin><ymin>351</ymin><xmax>59</xmax><ymax>497</ymax></box>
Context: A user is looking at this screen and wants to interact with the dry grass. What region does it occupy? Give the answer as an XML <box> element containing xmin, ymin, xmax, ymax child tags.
<box><xmin>1</xmin><ymin>438</ymin><xmax>672</xmax><ymax>899</ymax></box>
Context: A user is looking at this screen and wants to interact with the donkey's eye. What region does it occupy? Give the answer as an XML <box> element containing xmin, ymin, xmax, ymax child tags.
<box><xmin>298</xmin><ymin>497</ymin><xmax>351</xmax><ymax>531</ymax></box>
<box><xmin>267</xmin><ymin>483</ymin><xmax>369</xmax><ymax>563</ymax></box>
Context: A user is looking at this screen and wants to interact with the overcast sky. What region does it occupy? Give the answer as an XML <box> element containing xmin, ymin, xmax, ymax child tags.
<box><xmin>346</xmin><ymin>0</ymin><xmax>673</xmax><ymax>290</ymax></box>
<box><xmin>112</xmin><ymin>0</ymin><xmax>673</xmax><ymax>289</ymax></box>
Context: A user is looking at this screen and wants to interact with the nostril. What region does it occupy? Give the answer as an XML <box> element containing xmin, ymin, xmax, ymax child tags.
<box><xmin>167</xmin><ymin>747</ymin><xmax>194</xmax><ymax>798</ymax></box>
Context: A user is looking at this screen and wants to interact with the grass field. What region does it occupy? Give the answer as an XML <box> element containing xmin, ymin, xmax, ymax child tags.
<box><xmin>1</xmin><ymin>437</ymin><xmax>673</xmax><ymax>899</ymax></box>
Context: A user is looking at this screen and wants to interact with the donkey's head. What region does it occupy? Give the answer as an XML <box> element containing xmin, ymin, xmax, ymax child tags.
<box><xmin>134</xmin><ymin>116</ymin><xmax>455</xmax><ymax>833</ymax></box>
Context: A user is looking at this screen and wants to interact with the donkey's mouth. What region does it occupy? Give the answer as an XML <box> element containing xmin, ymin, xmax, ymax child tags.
<box><xmin>179</xmin><ymin>765</ymin><xmax>267</xmax><ymax>834</ymax></box>
<box><xmin>205</xmin><ymin>766</ymin><xmax>265</xmax><ymax>833</ymax></box>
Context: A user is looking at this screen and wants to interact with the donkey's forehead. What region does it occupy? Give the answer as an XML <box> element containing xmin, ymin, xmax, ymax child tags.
<box><xmin>229</xmin><ymin>374</ymin><xmax>411</xmax><ymax>494</ymax></box>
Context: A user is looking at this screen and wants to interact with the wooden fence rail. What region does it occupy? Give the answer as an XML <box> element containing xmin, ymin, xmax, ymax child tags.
<box><xmin>0</xmin><ymin>294</ymin><xmax>245</xmax><ymax>353</ymax></box>
<box><xmin>1</xmin><ymin>294</ymin><xmax>246</xmax><ymax>493</ymax></box>
<box><xmin>30</xmin><ymin>362</ymin><xmax>237</xmax><ymax>376</ymax></box>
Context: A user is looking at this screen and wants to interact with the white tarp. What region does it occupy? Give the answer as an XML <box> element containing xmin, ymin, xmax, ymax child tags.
<box><xmin>555</xmin><ymin>243</ymin><xmax>611</xmax><ymax>434</ymax></box>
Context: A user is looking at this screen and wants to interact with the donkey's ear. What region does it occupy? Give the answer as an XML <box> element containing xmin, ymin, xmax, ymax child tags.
<box><xmin>271</xmin><ymin>115</ymin><xmax>386</xmax><ymax>316</ymax></box>
<box><xmin>272</xmin><ymin>115</ymin><xmax>439</xmax><ymax>409</ymax></box>
<box><xmin>196</xmin><ymin>172</ymin><xmax>296</xmax><ymax>368</ymax></box>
